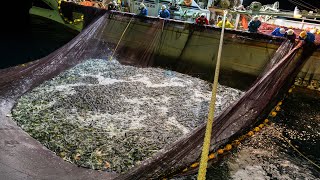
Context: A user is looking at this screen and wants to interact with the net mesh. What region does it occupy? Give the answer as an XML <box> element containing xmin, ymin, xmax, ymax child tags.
<box><xmin>0</xmin><ymin>2</ymin><xmax>318</xmax><ymax>179</ymax></box>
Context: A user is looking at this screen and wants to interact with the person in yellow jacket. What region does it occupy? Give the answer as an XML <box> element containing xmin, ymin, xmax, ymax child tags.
<box><xmin>216</xmin><ymin>18</ymin><xmax>234</xmax><ymax>29</ymax></box>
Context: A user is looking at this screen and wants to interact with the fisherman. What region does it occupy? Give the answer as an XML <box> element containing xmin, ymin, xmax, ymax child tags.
<box><xmin>216</xmin><ymin>18</ymin><xmax>234</xmax><ymax>29</ymax></box>
<box><xmin>271</xmin><ymin>27</ymin><xmax>286</xmax><ymax>37</ymax></box>
<box><xmin>196</xmin><ymin>13</ymin><xmax>209</xmax><ymax>25</ymax></box>
<box><xmin>248</xmin><ymin>16</ymin><xmax>261</xmax><ymax>33</ymax></box>
<box><xmin>174</xmin><ymin>3</ymin><xmax>180</xmax><ymax>11</ymax></box>
<box><xmin>108</xmin><ymin>1</ymin><xmax>118</xmax><ymax>10</ymax></box>
<box><xmin>138</xmin><ymin>3</ymin><xmax>148</xmax><ymax>16</ymax></box>
<box><xmin>217</xmin><ymin>16</ymin><xmax>222</xmax><ymax>22</ymax></box>
<box><xmin>299</xmin><ymin>30</ymin><xmax>316</xmax><ymax>44</ymax></box>
<box><xmin>284</xmin><ymin>29</ymin><xmax>296</xmax><ymax>42</ymax></box>
<box><xmin>168</xmin><ymin>2</ymin><xmax>180</xmax><ymax>19</ymax></box>
<box><xmin>158</xmin><ymin>5</ymin><xmax>170</xmax><ymax>18</ymax></box>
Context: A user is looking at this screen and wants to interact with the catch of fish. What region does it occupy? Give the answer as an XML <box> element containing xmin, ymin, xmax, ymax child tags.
<box><xmin>12</xmin><ymin>59</ymin><xmax>243</xmax><ymax>173</ymax></box>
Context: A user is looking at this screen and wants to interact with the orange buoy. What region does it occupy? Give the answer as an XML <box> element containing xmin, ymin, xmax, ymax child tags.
<box><xmin>217</xmin><ymin>149</ymin><xmax>224</xmax><ymax>154</ymax></box>
<box><xmin>225</xmin><ymin>144</ymin><xmax>232</xmax><ymax>151</ymax></box>
<box><xmin>233</xmin><ymin>140</ymin><xmax>240</xmax><ymax>145</ymax></box>
<box><xmin>208</xmin><ymin>153</ymin><xmax>215</xmax><ymax>159</ymax></box>
<box><xmin>258</xmin><ymin>124</ymin><xmax>264</xmax><ymax>129</ymax></box>
<box><xmin>254</xmin><ymin>127</ymin><xmax>260</xmax><ymax>132</ymax></box>
<box><xmin>190</xmin><ymin>162</ymin><xmax>199</xmax><ymax>168</ymax></box>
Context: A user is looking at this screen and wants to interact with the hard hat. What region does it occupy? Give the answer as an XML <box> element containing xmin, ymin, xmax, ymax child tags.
<box><xmin>253</xmin><ymin>15</ymin><xmax>259</xmax><ymax>20</ymax></box>
<box><xmin>201</xmin><ymin>13</ymin><xmax>206</xmax><ymax>17</ymax></box>
<box><xmin>140</xmin><ymin>3</ymin><xmax>145</xmax><ymax>8</ymax></box>
<box><xmin>286</xmin><ymin>29</ymin><xmax>294</xmax><ymax>35</ymax></box>
<box><xmin>310</xmin><ymin>29</ymin><xmax>316</xmax><ymax>34</ymax></box>
<box><xmin>279</xmin><ymin>28</ymin><xmax>286</xmax><ymax>34</ymax></box>
<box><xmin>299</xmin><ymin>31</ymin><xmax>307</xmax><ymax>39</ymax></box>
<box><xmin>112</xmin><ymin>1</ymin><xmax>117</xmax><ymax>5</ymax></box>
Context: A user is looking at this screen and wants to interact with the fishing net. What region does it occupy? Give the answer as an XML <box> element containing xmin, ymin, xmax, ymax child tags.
<box><xmin>0</xmin><ymin>2</ymin><xmax>317</xmax><ymax>179</ymax></box>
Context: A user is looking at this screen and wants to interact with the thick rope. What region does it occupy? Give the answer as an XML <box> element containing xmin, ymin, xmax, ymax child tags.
<box><xmin>197</xmin><ymin>10</ymin><xmax>228</xmax><ymax>180</ymax></box>
<box><xmin>109</xmin><ymin>17</ymin><xmax>133</xmax><ymax>60</ymax></box>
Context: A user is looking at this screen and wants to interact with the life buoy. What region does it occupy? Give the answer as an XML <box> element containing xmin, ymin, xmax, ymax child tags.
<box><xmin>80</xmin><ymin>1</ymin><xmax>94</xmax><ymax>7</ymax></box>
<box><xmin>184</xmin><ymin>0</ymin><xmax>192</xmax><ymax>6</ymax></box>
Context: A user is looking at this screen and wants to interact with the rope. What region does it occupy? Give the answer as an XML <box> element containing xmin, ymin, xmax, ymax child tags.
<box><xmin>279</xmin><ymin>131</ymin><xmax>320</xmax><ymax>170</ymax></box>
<box><xmin>197</xmin><ymin>10</ymin><xmax>228</xmax><ymax>180</ymax></box>
<box><xmin>268</xmin><ymin>108</ymin><xmax>320</xmax><ymax>169</ymax></box>
<box><xmin>109</xmin><ymin>17</ymin><xmax>133</xmax><ymax>61</ymax></box>
<box><xmin>156</xmin><ymin>19</ymin><xmax>166</xmax><ymax>55</ymax></box>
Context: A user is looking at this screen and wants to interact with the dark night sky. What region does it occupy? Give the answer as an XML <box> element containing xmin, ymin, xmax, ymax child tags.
<box><xmin>242</xmin><ymin>0</ymin><xmax>320</xmax><ymax>11</ymax></box>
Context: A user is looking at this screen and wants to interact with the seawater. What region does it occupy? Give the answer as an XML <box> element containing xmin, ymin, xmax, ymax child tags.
<box><xmin>0</xmin><ymin>15</ymin><xmax>78</xmax><ymax>69</ymax></box>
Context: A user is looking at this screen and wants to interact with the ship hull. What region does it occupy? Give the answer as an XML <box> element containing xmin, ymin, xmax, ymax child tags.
<box><xmin>30</xmin><ymin>1</ymin><xmax>320</xmax><ymax>90</ymax></box>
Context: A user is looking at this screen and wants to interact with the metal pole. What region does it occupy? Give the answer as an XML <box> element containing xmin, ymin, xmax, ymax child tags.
<box><xmin>301</xmin><ymin>18</ymin><xmax>305</xmax><ymax>29</ymax></box>
<box><xmin>197</xmin><ymin>9</ymin><xmax>228</xmax><ymax>180</ymax></box>
<box><xmin>234</xmin><ymin>13</ymin><xmax>240</xmax><ymax>30</ymax></box>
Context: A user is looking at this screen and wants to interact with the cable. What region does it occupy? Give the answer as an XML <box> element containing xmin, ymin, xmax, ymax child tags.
<box><xmin>290</xmin><ymin>0</ymin><xmax>310</xmax><ymax>10</ymax></box>
<box><xmin>288</xmin><ymin>0</ymin><xmax>313</xmax><ymax>11</ymax></box>
<box><xmin>294</xmin><ymin>0</ymin><xmax>318</xmax><ymax>10</ymax></box>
